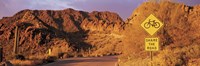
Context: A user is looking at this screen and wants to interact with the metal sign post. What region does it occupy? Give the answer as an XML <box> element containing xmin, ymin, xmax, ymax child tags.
<box><xmin>141</xmin><ymin>14</ymin><xmax>163</xmax><ymax>66</ymax></box>
<box><xmin>150</xmin><ymin>51</ymin><xmax>153</xmax><ymax>66</ymax></box>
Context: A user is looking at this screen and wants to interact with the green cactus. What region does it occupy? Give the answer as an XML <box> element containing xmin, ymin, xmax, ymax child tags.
<box><xmin>13</xmin><ymin>26</ymin><xmax>19</xmax><ymax>55</ymax></box>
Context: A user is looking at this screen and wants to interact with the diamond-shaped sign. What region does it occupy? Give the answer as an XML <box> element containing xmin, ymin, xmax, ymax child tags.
<box><xmin>141</xmin><ymin>14</ymin><xmax>163</xmax><ymax>35</ymax></box>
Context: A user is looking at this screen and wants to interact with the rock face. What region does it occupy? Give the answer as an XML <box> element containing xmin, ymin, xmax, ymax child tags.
<box><xmin>120</xmin><ymin>2</ymin><xmax>200</xmax><ymax>66</ymax></box>
<box><xmin>0</xmin><ymin>8</ymin><xmax>124</xmax><ymax>60</ymax></box>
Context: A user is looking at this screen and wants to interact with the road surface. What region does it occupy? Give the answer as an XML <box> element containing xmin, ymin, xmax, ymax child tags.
<box><xmin>43</xmin><ymin>56</ymin><xmax>118</xmax><ymax>66</ymax></box>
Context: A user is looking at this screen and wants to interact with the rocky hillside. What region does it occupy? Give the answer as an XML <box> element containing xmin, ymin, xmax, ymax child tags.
<box><xmin>2</xmin><ymin>1</ymin><xmax>199</xmax><ymax>66</ymax></box>
<box><xmin>119</xmin><ymin>1</ymin><xmax>200</xmax><ymax>66</ymax></box>
<box><xmin>0</xmin><ymin>8</ymin><xmax>124</xmax><ymax>60</ymax></box>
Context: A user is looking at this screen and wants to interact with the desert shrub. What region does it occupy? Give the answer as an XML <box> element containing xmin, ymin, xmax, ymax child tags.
<box><xmin>49</xmin><ymin>46</ymin><xmax>64</xmax><ymax>58</ymax></box>
<box><xmin>83</xmin><ymin>31</ymin><xmax>123</xmax><ymax>57</ymax></box>
<box><xmin>119</xmin><ymin>46</ymin><xmax>188</xmax><ymax>66</ymax></box>
<box><xmin>28</xmin><ymin>54</ymin><xmax>47</xmax><ymax>60</ymax></box>
<box><xmin>10</xmin><ymin>59</ymin><xmax>44</xmax><ymax>66</ymax></box>
<box><xmin>154</xmin><ymin>48</ymin><xmax>185</xmax><ymax>66</ymax></box>
<box><xmin>92</xmin><ymin>43</ymin><xmax>115</xmax><ymax>56</ymax></box>
<box><xmin>5</xmin><ymin>54</ymin><xmax>25</xmax><ymax>61</ymax></box>
<box><xmin>188</xmin><ymin>58</ymin><xmax>200</xmax><ymax>66</ymax></box>
<box><xmin>15</xmin><ymin>54</ymin><xmax>25</xmax><ymax>60</ymax></box>
<box><xmin>46</xmin><ymin>38</ymin><xmax>72</xmax><ymax>59</ymax></box>
<box><xmin>153</xmin><ymin>44</ymin><xmax>200</xmax><ymax>66</ymax></box>
<box><xmin>119</xmin><ymin>43</ymin><xmax>200</xmax><ymax>66</ymax></box>
<box><xmin>45</xmin><ymin>56</ymin><xmax>56</xmax><ymax>63</ymax></box>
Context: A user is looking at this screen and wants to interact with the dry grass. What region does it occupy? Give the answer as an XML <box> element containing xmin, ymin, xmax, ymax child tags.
<box><xmin>10</xmin><ymin>59</ymin><xmax>43</xmax><ymax>66</ymax></box>
<box><xmin>9</xmin><ymin>39</ymin><xmax>76</xmax><ymax>66</ymax></box>
<box><xmin>152</xmin><ymin>44</ymin><xmax>200</xmax><ymax>66</ymax></box>
<box><xmin>188</xmin><ymin>58</ymin><xmax>200</xmax><ymax>66</ymax></box>
<box><xmin>48</xmin><ymin>44</ymin><xmax>72</xmax><ymax>58</ymax></box>
<box><xmin>119</xmin><ymin>44</ymin><xmax>200</xmax><ymax>66</ymax></box>
<box><xmin>83</xmin><ymin>31</ymin><xmax>123</xmax><ymax>57</ymax></box>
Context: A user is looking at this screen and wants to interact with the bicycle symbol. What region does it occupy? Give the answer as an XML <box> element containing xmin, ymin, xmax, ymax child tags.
<box><xmin>144</xmin><ymin>19</ymin><xmax>160</xmax><ymax>29</ymax></box>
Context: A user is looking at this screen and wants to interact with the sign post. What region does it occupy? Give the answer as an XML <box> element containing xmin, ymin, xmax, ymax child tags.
<box><xmin>141</xmin><ymin>14</ymin><xmax>163</xmax><ymax>66</ymax></box>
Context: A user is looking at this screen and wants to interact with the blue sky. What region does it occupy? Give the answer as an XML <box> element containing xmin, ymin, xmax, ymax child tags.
<box><xmin>0</xmin><ymin>0</ymin><xmax>200</xmax><ymax>20</ymax></box>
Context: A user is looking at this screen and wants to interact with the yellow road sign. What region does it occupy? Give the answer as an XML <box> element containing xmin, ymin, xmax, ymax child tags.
<box><xmin>141</xmin><ymin>14</ymin><xmax>163</xmax><ymax>35</ymax></box>
<box><xmin>145</xmin><ymin>38</ymin><xmax>159</xmax><ymax>51</ymax></box>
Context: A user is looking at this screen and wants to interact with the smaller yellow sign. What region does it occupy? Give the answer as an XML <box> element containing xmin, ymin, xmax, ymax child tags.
<box><xmin>145</xmin><ymin>38</ymin><xmax>159</xmax><ymax>51</ymax></box>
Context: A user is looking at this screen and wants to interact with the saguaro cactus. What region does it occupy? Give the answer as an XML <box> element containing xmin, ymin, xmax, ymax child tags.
<box><xmin>13</xmin><ymin>26</ymin><xmax>19</xmax><ymax>55</ymax></box>
<box><xmin>0</xmin><ymin>46</ymin><xmax>2</xmax><ymax>62</ymax></box>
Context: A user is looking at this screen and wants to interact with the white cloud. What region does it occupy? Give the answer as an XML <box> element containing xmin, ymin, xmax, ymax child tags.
<box><xmin>30</xmin><ymin>0</ymin><xmax>76</xmax><ymax>10</ymax></box>
<box><xmin>0</xmin><ymin>0</ymin><xmax>78</xmax><ymax>18</ymax></box>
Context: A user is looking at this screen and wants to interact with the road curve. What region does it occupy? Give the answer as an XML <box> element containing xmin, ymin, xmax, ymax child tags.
<box><xmin>43</xmin><ymin>56</ymin><xmax>118</xmax><ymax>66</ymax></box>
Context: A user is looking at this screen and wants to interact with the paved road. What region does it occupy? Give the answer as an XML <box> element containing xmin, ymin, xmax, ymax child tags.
<box><xmin>43</xmin><ymin>56</ymin><xmax>118</xmax><ymax>66</ymax></box>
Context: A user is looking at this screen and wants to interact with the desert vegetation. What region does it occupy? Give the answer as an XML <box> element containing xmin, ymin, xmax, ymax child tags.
<box><xmin>119</xmin><ymin>1</ymin><xmax>200</xmax><ymax>66</ymax></box>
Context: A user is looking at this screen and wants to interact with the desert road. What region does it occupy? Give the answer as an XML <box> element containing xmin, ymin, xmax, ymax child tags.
<box><xmin>43</xmin><ymin>56</ymin><xmax>118</xmax><ymax>66</ymax></box>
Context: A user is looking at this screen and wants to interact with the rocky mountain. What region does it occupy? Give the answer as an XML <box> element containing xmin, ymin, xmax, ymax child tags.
<box><xmin>0</xmin><ymin>8</ymin><xmax>124</xmax><ymax>60</ymax></box>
